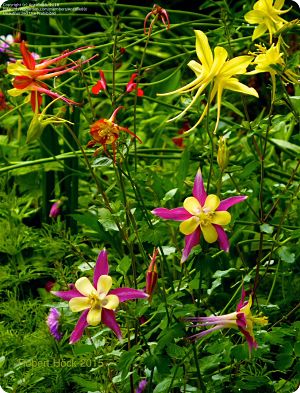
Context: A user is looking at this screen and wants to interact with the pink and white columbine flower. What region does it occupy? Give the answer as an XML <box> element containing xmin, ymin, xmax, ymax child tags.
<box><xmin>185</xmin><ymin>288</ymin><xmax>268</xmax><ymax>352</ymax></box>
<box><xmin>152</xmin><ymin>170</ymin><xmax>247</xmax><ymax>263</ymax></box>
<box><xmin>52</xmin><ymin>250</ymin><xmax>148</xmax><ymax>344</ymax></box>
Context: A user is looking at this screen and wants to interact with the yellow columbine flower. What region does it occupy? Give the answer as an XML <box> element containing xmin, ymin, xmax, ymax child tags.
<box><xmin>248</xmin><ymin>40</ymin><xmax>299</xmax><ymax>101</ymax></box>
<box><xmin>158</xmin><ymin>30</ymin><xmax>258</xmax><ymax>134</ymax></box>
<box><xmin>244</xmin><ymin>0</ymin><xmax>291</xmax><ymax>43</ymax></box>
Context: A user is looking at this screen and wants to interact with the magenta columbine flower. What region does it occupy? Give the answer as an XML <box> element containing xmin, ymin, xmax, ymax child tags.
<box><xmin>52</xmin><ymin>250</ymin><xmax>148</xmax><ymax>344</ymax></box>
<box><xmin>185</xmin><ymin>288</ymin><xmax>268</xmax><ymax>352</ymax></box>
<box><xmin>47</xmin><ymin>308</ymin><xmax>63</xmax><ymax>341</ymax></box>
<box><xmin>152</xmin><ymin>169</ymin><xmax>247</xmax><ymax>263</ymax></box>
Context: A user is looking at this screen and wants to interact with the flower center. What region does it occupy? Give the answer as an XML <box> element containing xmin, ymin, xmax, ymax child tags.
<box><xmin>196</xmin><ymin>210</ymin><xmax>215</xmax><ymax>227</ymax></box>
<box><xmin>88</xmin><ymin>292</ymin><xmax>102</xmax><ymax>310</ymax></box>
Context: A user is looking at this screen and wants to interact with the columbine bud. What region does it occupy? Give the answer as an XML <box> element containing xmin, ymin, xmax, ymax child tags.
<box><xmin>49</xmin><ymin>200</ymin><xmax>63</xmax><ymax>218</ymax></box>
<box><xmin>146</xmin><ymin>248</ymin><xmax>158</xmax><ymax>301</ymax></box>
<box><xmin>217</xmin><ymin>136</ymin><xmax>229</xmax><ymax>172</ymax></box>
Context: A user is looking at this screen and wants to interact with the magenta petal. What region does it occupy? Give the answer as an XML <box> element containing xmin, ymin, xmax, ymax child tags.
<box><xmin>51</xmin><ymin>288</ymin><xmax>83</xmax><ymax>301</ymax></box>
<box><xmin>181</xmin><ymin>227</ymin><xmax>201</xmax><ymax>263</ymax></box>
<box><xmin>110</xmin><ymin>288</ymin><xmax>148</xmax><ymax>302</ymax></box>
<box><xmin>102</xmin><ymin>309</ymin><xmax>122</xmax><ymax>340</ymax></box>
<box><xmin>238</xmin><ymin>326</ymin><xmax>257</xmax><ymax>352</ymax></box>
<box><xmin>236</xmin><ymin>287</ymin><xmax>247</xmax><ymax>311</ymax></box>
<box><xmin>69</xmin><ymin>309</ymin><xmax>89</xmax><ymax>344</ymax></box>
<box><xmin>217</xmin><ymin>196</ymin><xmax>247</xmax><ymax>211</ymax></box>
<box><xmin>214</xmin><ymin>225</ymin><xmax>230</xmax><ymax>252</ymax></box>
<box><xmin>192</xmin><ymin>169</ymin><xmax>207</xmax><ymax>206</ymax></box>
<box><xmin>32</xmin><ymin>86</ymin><xmax>79</xmax><ymax>105</ymax></box>
<box><xmin>236</xmin><ymin>312</ymin><xmax>247</xmax><ymax>328</ymax></box>
<box><xmin>93</xmin><ymin>249</ymin><xmax>109</xmax><ymax>287</ymax></box>
<box><xmin>188</xmin><ymin>325</ymin><xmax>224</xmax><ymax>341</ymax></box>
<box><xmin>152</xmin><ymin>207</ymin><xmax>191</xmax><ymax>221</ymax></box>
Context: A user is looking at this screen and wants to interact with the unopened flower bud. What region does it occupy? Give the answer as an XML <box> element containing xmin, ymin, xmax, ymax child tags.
<box><xmin>217</xmin><ymin>137</ymin><xmax>229</xmax><ymax>172</ymax></box>
<box><xmin>146</xmin><ymin>248</ymin><xmax>158</xmax><ymax>301</ymax></box>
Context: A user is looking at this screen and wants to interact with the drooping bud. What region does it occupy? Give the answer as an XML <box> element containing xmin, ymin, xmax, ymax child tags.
<box><xmin>49</xmin><ymin>200</ymin><xmax>63</xmax><ymax>218</ymax></box>
<box><xmin>217</xmin><ymin>136</ymin><xmax>229</xmax><ymax>172</ymax></box>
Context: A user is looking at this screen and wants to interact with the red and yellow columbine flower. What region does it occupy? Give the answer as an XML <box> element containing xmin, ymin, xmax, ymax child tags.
<box><xmin>126</xmin><ymin>73</ymin><xmax>144</xmax><ymax>96</ymax></box>
<box><xmin>244</xmin><ymin>0</ymin><xmax>291</xmax><ymax>43</ymax></box>
<box><xmin>152</xmin><ymin>170</ymin><xmax>247</xmax><ymax>263</ymax></box>
<box><xmin>185</xmin><ymin>288</ymin><xmax>268</xmax><ymax>352</ymax></box>
<box><xmin>91</xmin><ymin>70</ymin><xmax>107</xmax><ymax>94</ymax></box>
<box><xmin>52</xmin><ymin>249</ymin><xmax>148</xmax><ymax>343</ymax></box>
<box><xmin>7</xmin><ymin>41</ymin><xmax>96</xmax><ymax>111</ymax></box>
<box><xmin>158</xmin><ymin>30</ymin><xmax>258</xmax><ymax>134</ymax></box>
<box><xmin>87</xmin><ymin>106</ymin><xmax>142</xmax><ymax>162</ymax></box>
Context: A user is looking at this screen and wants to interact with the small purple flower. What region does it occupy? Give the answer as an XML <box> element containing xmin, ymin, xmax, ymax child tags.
<box><xmin>47</xmin><ymin>308</ymin><xmax>63</xmax><ymax>341</ymax></box>
<box><xmin>49</xmin><ymin>200</ymin><xmax>62</xmax><ymax>218</ymax></box>
<box><xmin>52</xmin><ymin>249</ymin><xmax>149</xmax><ymax>344</ymax></box>
<box><xmin>136</xmin><ymin>379</ymin><xmax>147</xmax><ymax>393</ymax></box>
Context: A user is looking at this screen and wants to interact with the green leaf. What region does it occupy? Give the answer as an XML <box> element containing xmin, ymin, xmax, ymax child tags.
<box><xmin>162</xmin><ymin>188</ymin><xmax>178</xmax><ymax>202</ymax></box>
<box><xmin>275</xmin><ymin>353</ymin><xmax>294</xmax><ymax>370</ymax></box>
<box><xmin>153</xmin><ymin>378</ymin><xmax>173</xmax><ymax>393</ymax></box>
<box><xmin>98</xmin><ymin>208</ymin><xmax>119</xmax><ymax>231</ymax></box>
<box><xmin>277</xmin><ymin>246</ymin><xmax>295</xmax><ymax>264</ymax></box>
<box><xmin>166</xmin><ymin>343</ymin><xmax>186</xmax><ymax>359</ymax></box>
<box><xmin>260</xmin><ymin>223</ymin><xmax>274</xmax><ymax>234</ymax></box>
<box><xmin>240</xmin><ymin>161</ymin><xmax>259</xmax><ymax>179</ymax></box>
<box><xmin>118</xmin><ymin>346</ymin><xmax>139</xmax><ymax>378</ymax></box>
<box><xmin>72</xmin><ymin>376</ymin><xmax>99</xmax><ymax>390</ymax></box>
<box><xmin>92</xmin><ymin>156</ymin><xmax>113</xmax><ymax>167</ymax></box>
<box><xmin>0</xmin><ymin>355</ymin><xmax>5</xmax><ymax>368</ymax></box>
<box><xmin>116</xmin><ymin>255</ymin><xmax>131</xmax><ymax>275</ymax></box>
<box><xmin>270</xmin><ymin>138</ymin><xmax>300</xmax><ymax>155</ymax></box>
<box><xmin>294</xmin><ymin>341</ymin><xmax>300</xmax><ymax>357</ymax></box>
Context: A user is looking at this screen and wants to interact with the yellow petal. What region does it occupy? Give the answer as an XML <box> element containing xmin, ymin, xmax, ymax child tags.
<box><xmin>221</xmin><ymin>56</ymin><xmax>253</xmax><ymax>77</ymax></box>
<box><xmin>203</xmin><ymin>194</ymin><xmax>220</xmax><ymax>212</ymax></box>
<box><xmin>207</xmin><ymin>47</ymin><xmax>228</xmax><ymax>79</ymax></box>
<box><xmin>87</xmin><ymin>307</ymin><xmax>102</xmax><ymax>326</ymax></box>
<box><xmin>223</xmin><ymin>78</ymin><xmax>259</xmax><ymax>98</ymax></box>
<box><xmin>252</xmin><ymin>24</ymin><xmax>268</xmax><ymax>40</ymax></box>
<box><xmin>179</xmin><ymin>216</ymin><xmax>200</xmax><ymax>235</ymax></box>
<box><xmin>183</xmin><ymin>196</ymin><xmax>202</xmax><ymax>215</ymax></box>
<box><xmin>102</xmin><ymin>294</ymin><xmax>119</xmax><ymax>310</ymax></box>
<box><xmin>75</xmin><ymin>277</ymin><xmax>96</xmax><ymax>297</ymax></box>
<box><xmin>7</xmin><ymin>60</ymin><xmax>32</xmax><ymax>76</ymax></box>
<box><xmin>211</xmin><ymin>211</ymin><xmax>231</xmax><ymax>225</ymax></box>
<box><xmin>188</xmin><ymin>60</ymin><xmax>203</xmax><ymax>76</ymax></box>
<box><xmin>69</xmin><ymin>297</ymin><xmax>90</xmax><ymax>312</ymax></box>
<box><xmin>97</xmin><ymin>275</ymin><xmax>112</xmax><ymax>296</ymax></box>
<box><xmin>244</xmin><ymin>10</ymin><xmax>264</xmax><ymax>24</ymax></box>
<box><xmin>240</xmin><ymin>295</ymin><xmax>252</xmax><ymax>316</ymax></box>
<box><xmin>195</xmin><ymin>30</ymin><xmax>213</xmax><ymax>71</ymax></box>
<box><xmin>7</xmin><ymin>88</ymin><xmax>24</xmax><ymax>97</ymax></box>
<box><xmin>201</xmin><ymin>223</ymin><xmax>218</xmax><ymax>243</ymax></box>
